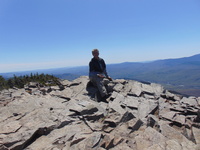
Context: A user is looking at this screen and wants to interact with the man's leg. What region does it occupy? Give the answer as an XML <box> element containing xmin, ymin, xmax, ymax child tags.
<box><xmin>90</xmin><ymin>76</ymin><xmax>108</xmax><ymax>97</ymax></box>
<box><xmin>96</xmin><ymin>77</ymin><xmax>108</xmax><ymax>97</ymax></box>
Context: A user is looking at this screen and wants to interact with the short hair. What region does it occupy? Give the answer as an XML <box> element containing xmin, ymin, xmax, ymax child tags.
<box><xmin>92</xmin><ymin>49</ymin><xmax>99</xmax><ymax>54</ymax></box>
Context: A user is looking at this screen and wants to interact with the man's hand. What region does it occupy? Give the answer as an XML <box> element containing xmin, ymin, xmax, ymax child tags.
<box><xmin>97</xmin><ymin>74</ymin><xmax>112</xmax><ymax>81</ymax></box>
<box><xmin>107</xmin><ymin>77</ymin><xmax>113</xmax><ymax>81</ymax></box>
<box><xmin>97</xmin><ymin>74</ymin><xmax>105</xmax><ymax>78</ymax></box>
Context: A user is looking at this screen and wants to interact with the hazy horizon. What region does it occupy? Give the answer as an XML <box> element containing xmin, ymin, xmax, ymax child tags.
<box><xmin>0</xmin><ymin>53</ymin><xmax>199</xmax><ymax>74</ymax></box>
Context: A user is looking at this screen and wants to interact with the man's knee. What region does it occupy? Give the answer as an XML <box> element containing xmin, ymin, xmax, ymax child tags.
<box><xmin>87</xmin><ymin>80</ymin><xmax>95</xmax><ymax>88</ymax></box>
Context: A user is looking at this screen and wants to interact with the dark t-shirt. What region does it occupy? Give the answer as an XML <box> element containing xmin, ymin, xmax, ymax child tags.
<box><xmin>89</xmin><ymin>57</ymin><xmax>108</xmax><ymax>77</ymax></box>
<box><xmin>89</xmin><ymin>57</ymin><xmax>106</xmax><ymax>73</ymax></box>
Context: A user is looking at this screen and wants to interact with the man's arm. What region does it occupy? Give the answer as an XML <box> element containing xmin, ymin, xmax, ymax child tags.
<box><xmin>102</xmin><ymin>59</ymin><xmax>112</xmax><ymax>81</ymax></box>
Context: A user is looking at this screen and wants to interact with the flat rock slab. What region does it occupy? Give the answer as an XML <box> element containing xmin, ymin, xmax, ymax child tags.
<box><xmin>0</xmin><ymin>121</ymin><xmax>21</xmax><ymax>134</ymax></box>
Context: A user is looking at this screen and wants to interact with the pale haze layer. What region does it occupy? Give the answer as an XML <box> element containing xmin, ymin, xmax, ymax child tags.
<box><xmin>0</xmin><ymin>0</ymin><xmax>200</xmax><ymax>73</ymax></box>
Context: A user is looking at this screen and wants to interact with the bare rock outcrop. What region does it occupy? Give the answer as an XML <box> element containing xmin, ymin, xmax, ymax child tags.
<box><xmin>0</xmin><ymin>76</ymin><xmax>200</xmax><ymax>150</ymax></box>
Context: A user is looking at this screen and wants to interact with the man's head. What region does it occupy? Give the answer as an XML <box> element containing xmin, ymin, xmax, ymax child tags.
<box><xmin>92</xmin><ymin>49</ymin><xmax>99</xmax><ymax>59</ymax></box>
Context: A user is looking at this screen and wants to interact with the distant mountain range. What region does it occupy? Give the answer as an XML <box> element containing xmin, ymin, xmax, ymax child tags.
<box><xmin>107</xmin><ymin>54</ymin><xmax>200</xmax><ymax>96</ymax></box>
<box><xmin>1</xmin><ymin>54</ymin><xmax>200</xmax><ymax>96</ymax></box>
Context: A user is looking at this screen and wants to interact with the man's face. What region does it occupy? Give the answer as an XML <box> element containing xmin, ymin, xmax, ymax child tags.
<box><xmin>93</xmin><ymin>51</ymin><xmax>99</xmax><ymax>58</ymax></box>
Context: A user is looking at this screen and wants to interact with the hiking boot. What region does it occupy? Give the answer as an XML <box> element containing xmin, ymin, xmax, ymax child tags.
<box><xmin>101</xmin><ymin>93</ymin><xmax>111</xmax><ymax>103</ymax></box>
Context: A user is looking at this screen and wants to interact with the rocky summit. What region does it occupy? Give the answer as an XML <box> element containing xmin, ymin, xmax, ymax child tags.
<box><xmin>0</xmin><ymin>76</ymin><xmax>200</xmax><ymax>150</ymax></box>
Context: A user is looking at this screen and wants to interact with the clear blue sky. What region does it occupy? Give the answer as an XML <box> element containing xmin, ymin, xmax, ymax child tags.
<box><xmin>0</xmin><ymin>0</ymin><xmax>200</xmax><ymax>73</ymax></box>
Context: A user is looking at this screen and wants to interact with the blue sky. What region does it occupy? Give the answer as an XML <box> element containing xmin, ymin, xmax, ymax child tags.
<box><xmin>0</xmin><ymin>0</ymin><xmax>200</xmax><ymax>73</ymax></box>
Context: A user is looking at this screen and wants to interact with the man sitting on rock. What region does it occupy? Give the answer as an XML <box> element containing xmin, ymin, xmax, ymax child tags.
<box><xmin>89</xmin><ymin>49</ymin><xmax>112</xmax><ymax>101</ymax></box>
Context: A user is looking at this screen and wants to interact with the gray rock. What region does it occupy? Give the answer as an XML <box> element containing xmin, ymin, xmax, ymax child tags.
<box><xmin>135</xmin><ymin>127</ymin><xmax>166</xmax><ymax>150</ymax></box>
<box><xmin>28</xmin><ymin>82</ymin><xmax>38</xmax><ymax>88</ymax></box>
<box><xmin>160</xmin><ymin>111</ymin><xmax>176</xmax><ymax>121</ymax></box>
<box><xmin>78</xmin><ymin>132</ymin><xmax>103</xmax><ymax>149</ymax></box>
<box><xmin>141</xmin><ymin>83</ymin><xmax>155</xmax><ymax>95</ymax></box>
<box><xmin>143</xmin><ymin>93</ymin><xmax>155</xmax><ymax>99</ymax></box>
<box><xmin>109</xmin><ymin>94</ymin><xmax>126</xmax><ymax>114</ymax></box>
<box><xmin>51</xmin><ymin>88</ymin><xmax>73</xmax><ymax>100</ymax></box>
<box><xmin>122</xmin><ymin>96</ymin><xmax>140</xmax><ymax>109</ymax></box>
<box><xmin>192</xmin><ymin>127</ymin><xmax>200</xmax><ymax>147</ymax></box>
<box><xmin>0</xmin><ymin>76</ymin><xmax>200</xmax><ymax>150</ymax></box>
<box><xmin>0</xmin><ymin>89</ymin><xmax>12</xmax><ymax>106</ymax></box>
<box><xmin>159</xmin><ymin>122</ymin><xmax>195</xmax><ymax>145</ymax></box>
<box><xmin>123</xmin><ymin>81</ymin><xmax>133</xmax><ymax>93</ymax></box>
<box><xmin>173</xmin><ymin>114</ymin><xmax>186</xmax><ymax>125</ymax></box>
<box><xmin>59</xmin><ymin>79</ymin><xmax>72</xmax><ymax>86</ymax></box>
<box><xmin>150</xmin><ymin>83</ymin><xmax>164</xmax><ymax>95</ymax></box>
<box><xmin>107</xmin><ymin>82</ymin><xmax>116</xmax><ymax>93</ymax></box>
<box><xmin>0</xmin><ymin>120</ymin><xmax>21</xmax><ymax>134</ymax></box>
<box><xmin>162</xmin><ymin>90</ymin><xmax>182</xmax><ymax>101</ymax></box>
<box><xmin>119</xmin><ymin>111</ymin><xmax>135</xmax><ymax>123</ymax></box>
<box><xmin>130</xmin><ymin>81</ymin><xmax>142</xmax><ymax>97</ymax></box>
<box><xmin>180</xmin><ymin>97</ymin><xmax>198</xmax><ymax>106</ymax></box>
<box><xmin>129</xmin><ymin>119</ymin><xmax>143</xmax><ymax>132</ymax></box>
<box><xmin>99</xmin><ymin>134</ymin><xmax>124</xmax><ymax>149</ymax></box>
<box><xmin>113</xmin><ymin>83</ymin><xmax>124</xmax><ymax>93</ymax></box>
<box><xmin>114</xmin><ymin>79</ymin><xmax>127</xmax><ymax>85</ymax></box>
<box><xmin>165</xmin><ymin>140</ymin><xmax>183</xmax><ymax>150</ymax></box>
<box><xmin>110</xmin><ymin>142</ymin><xmax>133</xmax><ymax>150</ymax></box>
<box><xmin>147</xmin><ymin>115</ymin><xmax>159</xmax><ymax>129</ymax></box>
<box><xmin>138</xmin><ymin>99</ymin><xmax>158</xmax><ymax>119</ymax></box>
<box><xmin>197</xmin><ymin>97</ymin><xmax>200</xmax><ymax>105</ymax></box>
<box><xmin>50</xmin><ymin>85</ymin><xmax>61</xmax><ymax>90</ymax></box>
